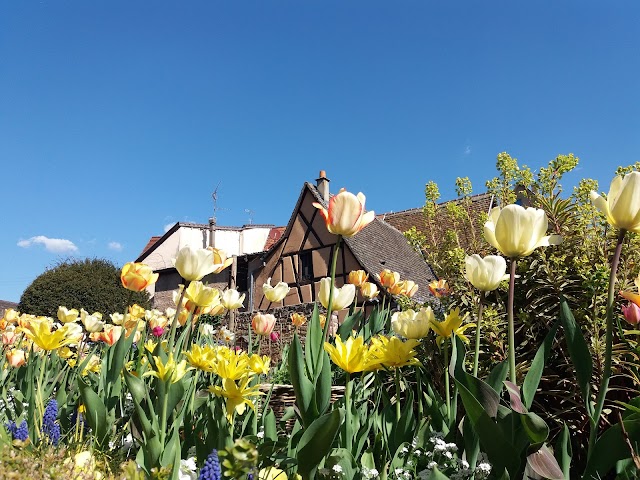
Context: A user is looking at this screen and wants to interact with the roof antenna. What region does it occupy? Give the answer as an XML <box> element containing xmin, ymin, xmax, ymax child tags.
<box><xmin>244</xmin><ymin>209</ymin><xmax>254</xmax><ymax>225</ymax></box>
<box><xmin>211</xmin><ymin>183</ymin><xmax>226</xmax><ymax>225</ymax></box>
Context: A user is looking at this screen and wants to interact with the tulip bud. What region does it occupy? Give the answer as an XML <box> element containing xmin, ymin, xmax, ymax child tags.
<box><xmin>622</xmin><ymin>302</ymin><xmax>640</xmax><ymax>325</ymax></box>
<box><xmin>6</xmin><ymin>349</ymin><xmax>26</xmax><ymax>367</ymax></box>
<box><xmin>347</xmin><ymin>270</ymin><xmax>368</xmax><ymax>287</ymax></box>
<box><xmin>270</xmin><ymin>331</ymin><xmax>280</xmax><ymax>342</ymax></box>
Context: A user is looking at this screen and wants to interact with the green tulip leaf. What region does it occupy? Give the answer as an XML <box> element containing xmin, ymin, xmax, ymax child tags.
<box><xmin>428</xmin><ymin>468</ymin><xmax>451</xmax><ymax>480</ymax></box>
<box><xmin>337</xmin><ymin>310</ymin><xmax>363</xmax><ymax>341</ymax></box>
<box><xmin>78</xmin><ymin>379</ymin><xmax>109</xmax><ymax>447</ymax></box>
<box><xmin>289</xmin><ymin>332</ymin><xmax>316</xmax><ymax>427</ymax></box>
<box><xmin>522</xmin><ymin>321</ymin><xmax>558</xmax><ymax>410</ymax></box>
<box><xmin>526</xmin><ymin>444</ymin><xmax>564</xmax><ymax>480</ymax></box>
<box><xmin>296</xmin><ymin>409</ymin><xmax>344</xmax><ymax>479</ymax></box>
<box><xmin>559</xmin><ymin>297</ymin><xmax>592</xmax><ymax>412</ymax></box>
<box><xmin>485</xmin><ymin>360</ymin><xmax>509</xmax><ymax>394</ymax></box>
<box><xmin>555</xmin><ymin>423</ymin><xmax>571</xmax><ymax>479</ymax></box>
<box><xmin>584</xmin><ymin>414</ymin><xmax>640</xmax><ymax>478</ymax></box>
<box><xmin>521</xmin><ymin>412</ymin><xmax>549</xmax><ymax>445</ymax></box>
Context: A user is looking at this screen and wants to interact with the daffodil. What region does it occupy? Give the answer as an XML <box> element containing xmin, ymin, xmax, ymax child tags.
<box><xmin>324</xmin><ymin>335</ymin><xmax>370</xmax><ymax>374</ymax></box>
<box><xmin>208</xmin><ymin>377</ymin><xmax>264</xmax><ymax>422</ymax></box>
<box><xmin>431</xmin><ymin>308</ymin><xmax>476</xmax><ymax>347</ymax></box>
<box><xmin>143</xmin><ymin>353</ymin><xmax>192</xmax><ymax>384</ymax></box>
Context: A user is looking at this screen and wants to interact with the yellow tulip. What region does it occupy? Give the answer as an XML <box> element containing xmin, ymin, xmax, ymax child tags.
<box><xmin>57</xmin><ymin>306</ymin><xmax>79</xmax><ymax>323</ymax></box>
<box><xmin>431</xmin><ymin>308</ymin><xmax>476</xmax><ymax>347</ymax></box>
<box><xmin>21</xmin><ymin>320</ymin><xmax>76</xmax><ymax>351</ymax></box>
<box><xmin>391</xmin><ymin>307</ymin><xmax>433</xmax><ymax>339</ymax></box>
<box><xmin>389</xmin><ymin>280</ymin><xmax>419</xmax><ymax>297</ymax></box>
<box><xmin>248</xmin><ymin>354</ymin><xmax>271</xmax><ymax>375</ymax></box>
<box><xmin>484</xmin><ymin>205</ymin><xmax>562</xmax><ymax>258</ymax></box>
<box><xmin>208</xmin><ymin>247</ymin><xmax>234</xmax><ymax>274</ymax></box>
<box><xmin>143</xmin><ymin>353</ymin><xmax>192</xmax><ymax>384</ymax></box>
<box><xmin>258</xmin><ymin>467</ymin><xmax>289</xmax><ymax>480</ymax></box>
<box><xmin>360</xmin><ymin>281</ymin><xmax>379</xmax><ymax>300</ymax></box>
<box><xmin>319</xmin><ymin>278</ymin><xmax>356</xmax><ymax>311</ymax></box>
<box><xmin>313</xmin><ymin>188</ymin><xmax>375</xmax><ymax>237</ymax></box>
<box><xmin>213</xmin><ymin>348</ymin><xmax>252</xmax><ymax>380</ymax></box>
<box><xmin>263</xmin><ymin>278</ymin><xmax>290</xmax><ymax>303</ymax></box>
<box><xmin>324</xmin><ymin>335</ymin><xmax>370</xmax><ymax>374</ymax></box>
<box><xmin>464</xmin><ymin>254</ymin><xmax>509</xmax><ymax>292</ymax></box>
<box><xmin>369</xmin><ymin>336</ymin><xmax>422</xmax><ymax>369</ymax></box>
<box><xmin>290</xmin><ymin>313</ymin><xmax>306</xmax><ymax>327</ymax></box>
<box><xmin>208</xmin><ymin>377</ymin><xmax>264</xmax><ymax>422</ymax></box>
<box><xmin>120</xmin><ymin>262</ymin><xmax>159</xmax><ymax>292</ymax></box>
<box><xmin>185</xmin><ymin>281</ymin><xmax>221</xmax><ymax>308</ymax></box>
<box><xmin>591</xmin><ymin>171</ymin><xmax>640</xmax><ymax>232</ymax></box>
<box><xmin>183</xmin><ymin>344</ymin><xmax>217</xmax><ymax>371</ymax></box>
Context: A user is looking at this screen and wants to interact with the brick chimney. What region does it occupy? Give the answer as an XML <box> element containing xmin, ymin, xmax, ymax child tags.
<box><xmin>316</xmin><ymin>170</ymin><xmax>330</xmax><ymax>202</ymax></box>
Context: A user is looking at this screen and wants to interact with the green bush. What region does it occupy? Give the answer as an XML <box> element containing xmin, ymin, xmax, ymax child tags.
<box><xmin>18</xmin><ymin>258</ymin><xmax>150</xmax><ymax>317</ymax></box>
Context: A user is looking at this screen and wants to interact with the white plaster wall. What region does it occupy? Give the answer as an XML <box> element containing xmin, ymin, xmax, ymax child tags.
<box><xmin>212</xmin><ymin>230</ymin><xmax>241</xmax><ymax>256</ymax></box>
<box><xmin>240</xmin><ymin>228</ymin><xmax>271</xmax><ymax>254</ymax></box>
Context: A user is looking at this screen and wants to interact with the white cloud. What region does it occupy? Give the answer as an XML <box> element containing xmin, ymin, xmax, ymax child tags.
<box><xmin>464</xmin><ymin>145</ymin><xmax>472</xmax><ymax>155</ymax></box>
<box><xmin>164</xmin><ymin>222</ymin><xmax>176</xmax><ymax>233</ymax></box>
<box><xmin>108</xmin><ymin>241</ymin><xmax>123</xmax><ymax>252</ymax></box>
<box><xmin>17</xmin><ymin>236</ymin><xmax>78</xmax><ymax>253</ymax></box>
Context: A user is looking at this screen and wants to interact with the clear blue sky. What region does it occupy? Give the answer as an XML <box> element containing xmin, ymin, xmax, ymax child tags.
<box><xmin>1</xmin><ymin>1</ymin><xmax>638</xmax><ymax>303</ymax></box>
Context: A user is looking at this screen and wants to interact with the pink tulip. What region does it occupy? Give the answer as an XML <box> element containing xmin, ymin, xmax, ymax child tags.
<box><xmin>621</xmin><ymin>302</ymin><xmax>640</xmax><ymax>325</ymax></box>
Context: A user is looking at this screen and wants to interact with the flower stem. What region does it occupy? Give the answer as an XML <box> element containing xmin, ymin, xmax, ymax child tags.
<box><xmin>507</xmin><ymin>258</ymin><xmax>517</xmax><ymax>384</ymax></box>
<box><xmin>473</xmin><ymin>291</ymin><xmax>486</xmax><ymax>377</ymax></box>
<box><xmin>394</xmin><ymin>368</ymin><xmax>402</xmax><ymax>421</ymax></box>
<box><xmin>168</xmin><ymin>282</ymin><xmax>189</xmax><ymax>350</ymax></box>
<box><xmin>345</xmin><ymin>372</ymin><xmax>353</xmax><ymax>453</ymax></box>
<box><xmin>444</xmin><ymin>339</ymin><xmax>451</xmax><ymax>421</ymax></box>
<box><xmin>589</xmin><ymin>228</ymin><xmax>626</xmax><ymax>457</ymax></box>
<box><xmin>316</xmin><ymin>236</ymin><xmax>342</xmax><ymax>373</ymax></box>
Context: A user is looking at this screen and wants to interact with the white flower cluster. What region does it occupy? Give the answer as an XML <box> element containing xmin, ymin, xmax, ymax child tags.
<box><xmin>362</xmin><ymin>466</ymin><xmax>380</xmax><ymax>479</ymax></box>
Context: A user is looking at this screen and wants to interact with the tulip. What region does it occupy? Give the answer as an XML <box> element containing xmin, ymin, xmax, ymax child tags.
<box><xmin>208</xmin><ymin>247</ymin><xmax>234</xmax><ymax>274</ymax></box>
<box><xmin>81</xmin><ymin>312</ymin><xmax>105</xmax><ymax>333</ymax></box>
<box><xmin>378</xmin><ymin>269</ymin><xmax>400</xmax><ymax>289</ymax></box>
<box><xmin>120</xmin><ymin>262</ymin><xmax>159</xmax><ymax>292</ymax></box>
<box><xmin>391</xmin><ymin>307</ymin><xmax>434</xmax><ymax>339</ymax></box>
<box><xmin>464</xmin><ymin>254</ymin><xmax>509</xmax><ymax>292</ymax></box>
<box><xmin>57</xmin><ymin>306</ymin><xmax>79</xmax><ymax>323</ymax></box>
<box><xmin>360</xmin><ymin>281</ymin><xmax>379</xmax><ymax>300</ymax></box>
<box><xmin>97</xmin><ymin>325</ymin><xmax>123</xmax><ymax>346</ymax></box>
<box><xmin>484</xmin><ymin>205</ymin><xmax>562</xmax><ymax>258</ymax></box>
<box><xmin>185</xmin><ymin>281</ymin><xmax>221</xmax><ymax>308</ymax></box>
<box><xmin>290</xmin><ymin>313</ymin><xmax>306</xmax><ymax>327</ymax></box>
<box><xmin>258</xmin><ymin>467</ymin><xmax>289</xmax><ymax>480</ymax></box>
<box><xmin>270</xmin><ymin>331</ymin><xmax>280</xmax><ymax>342</ymax></box>
<box><xmin>389</xmin><ymin>280</ymin><xmax>419</xmax><ymax>297</ymax></box>
<box><xmin>173</xmin><ymin>245</ymin><xmax>219</xmax><ymax>282</ymax></box>
<box><xmin>128</xmin><ymin>304</ymin><xmax>146</xmax><ymax>319</ymax></box>
<box><xmin>313</xmin><ymin>188</ymin><xmax>375</xmax><ymax>237</ymax></box>
<box><xmin>324</xmin><ymin>335</ymin><xmax>370</xmax><ymax>374</ymax></box>
<box><xmin>319</xmin><ymin>278</ymin><xmax>356</xmax><ymax>311</ymax></box>
<box><xmin>252</xmin><ymin>313</ymin><xmax>276</xmax><ymax>336</ymax></box>
<box><xmin>621</xmin><ymin>302</ymin><xmax>640</xmax><ymax>326</ymax></box>
<box><xmin>3</xmin><ymin>309</ymin><xmax>20</xmax><ymax>323</ymax></box>
<box><xmin>431</xmin><ymin>308</ymin><xmax>476</xmax><ymax>348</ymax></box>
<box><xmin>6</xmin><ymin>348</ymin><xmax>26</xmax><ymax>367</ymax></box>
<box><xmin>347</xmin><ymin>270</ymin><xmax>368</xmax><ymax>287</ymax></box>
<box><xmin>428</xmin><ymin>279</ymin><xmax>450</xmax><ymax>298</ymax></box>
<box><xmin>590</xmin><ymin>171</ymin><xmax>640</xmax><ymax>232</ymax></box>
<box><xmin>222</xmin><ymin>289</ymin><xmax>245</xmax><ymax>310</ymax></box>
<box><xmin>263</xmin><ymin>278</ymin><xmax>290</xmax><ymax>303</ymax></box>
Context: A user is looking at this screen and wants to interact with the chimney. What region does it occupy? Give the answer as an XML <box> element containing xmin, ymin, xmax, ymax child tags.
<box><xmin>208</xmin><ymin>217</ymin><xmax>216</xmax><ymax>247</ymax></box>
<box><xmin>316</xmin><ymin>170</ymin><xmax>330</xmax><ymax>202</ymax></box>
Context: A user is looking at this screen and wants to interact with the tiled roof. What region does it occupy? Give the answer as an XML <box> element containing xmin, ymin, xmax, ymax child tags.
<box><xmin>306</xmin><ymin>183</ymin><xmax>437</xmax><ymax>303</ymax></box>
<box><xmin>264</xmin><ymin>227</ymin><xmax>285</xmax><ymax>250</ymax></box>
<box><xmin>0</xmin><ymin>300</ymin><xmax>18</xmax><ymax>315</ymax></box>
<box><xmin>140</xmin><ymin>236</ymin><xmax>162</xmax><ymax>256</ymax></box>
<box><xmin>380</xmin><ymin>192</ymin><xmax>495</xmax><ymax>251</ymax></box>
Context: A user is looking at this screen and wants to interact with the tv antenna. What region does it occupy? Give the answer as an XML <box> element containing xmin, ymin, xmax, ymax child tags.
<box><xmin>211</xmin><ymin>184</ymin><xmax>228</xmax><ymax>224</ymax></box>
<box><xmin>244</xmin><ymin>209</ymin><xmax>255</xmax><ymax>225</ymax></box>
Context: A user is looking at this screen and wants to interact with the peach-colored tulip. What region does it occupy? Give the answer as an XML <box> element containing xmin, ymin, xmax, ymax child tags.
<box><xmin>428</xmin><ymin>279</ymin><xmax>451</xmax><ymax>298</ymax></box>
<box><xmin>121</xmin><ymin>262</ymin><xmax>159</xmax><ymax>292</ymax></box>
<box><xmin>6</xmin><ymin>349</ymin><xmax>26</xmax><ymax>367</ymax></box>
<box><xmin>97</xmin><ymin>325</ymin><xmax>123</xmax><ymax>346</ymax></box>
<box><xmin>252</xmin><ymin>313</ymin><xmax>276</xmax><ymax>336</ymax></box>
<box><xmin>2</xmin><ymin>330</ymin><xmax>17</xmax><ymax>345</ymax></box>
<box><xmin>389</xmin><ymin>280</ymin><xmax>419</xmax><ymax>298</ymax></box>
<box><xmin>313</xmin><ymin>188</ymin><xmax>375</xmax><ymax>237</ymax></box>
<box><xmin>347</xmin><ymin>270</ymin><xmax>369</xmax><ymax>287</ymax></box>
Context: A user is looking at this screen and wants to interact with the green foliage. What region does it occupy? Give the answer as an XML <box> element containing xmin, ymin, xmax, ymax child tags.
<box><xmin>18</xmin><ymin>258</ymin><xmax>150</xmax><ymax>317</ymax></box>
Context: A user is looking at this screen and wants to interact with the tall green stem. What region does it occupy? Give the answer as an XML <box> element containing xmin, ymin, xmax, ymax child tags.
<box><xmin>444</xmin><ymin>339</ymin><xmax>451</xmax><ymax>421</ymax></box>
<box><xmin>316</xmin><ymin>236</ymin><xmax>342</xmax><ymax>371</ymax></box>
<box><xmin>589</xmin><ymin>228</ymin><xmax>626</xmax><ymax>456</ymax></box>
<box><xmin>168</xmin><ymin>281</ymin><xmax>189</xmax><ymax>350</ymax></box>
<box><xmin>345</xmin><ymin>372</ymin><xmax>353</xmax><ymax>453</ymax></box>
<box><xmin>473</xmin><ymin>291</ymin><xmax>486</xmax><ymax>377</ymax></box>
<box><xmin>394</xmin><ymin>368</ymin><xmax>402</xmax><ymax>421</ymax></box>
<box><xmin>507</xmin><ymin>258</ymin><xmax>517</xmax><ymax>384</ymax></box>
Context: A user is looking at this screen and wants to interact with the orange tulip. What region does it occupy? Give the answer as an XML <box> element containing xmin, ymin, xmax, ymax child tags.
<box><xmin>389</xmin><ymin>280</ymin><xmax>419</xmax><ymax>297</ymax></box>
<box><xmin>378</xmin><ymin>269</ymin><xmax>400</xmax><ymax>289</ymax></box>
<box><xmin>121</xmin><ymin>262</ymin><xmax>159</xmax><ymax>292</ymax></box>
<box><xmin>313</xmin><ymin>188</ymin><xmax>375</xmax><ymax>237</ymax></box>
<box><xmin>428</xmin><ymin>279</ymin><xmax>450</xmax><ymax>298</ymax></box>
<box><xmin>347</xmin><ymin>270</ymin><xmax>369</xmax><ymax>287</ymax></box>
<box><xmin>291</xmin><ymin>313</ymin><xmax>306</xmax><ymax>327</ymax></box>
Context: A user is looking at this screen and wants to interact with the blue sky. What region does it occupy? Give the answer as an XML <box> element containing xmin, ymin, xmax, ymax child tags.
<box><xmin>1</xmin><ymin>1</ymin><xmax>639</xmax><ymax>303</ymax></box>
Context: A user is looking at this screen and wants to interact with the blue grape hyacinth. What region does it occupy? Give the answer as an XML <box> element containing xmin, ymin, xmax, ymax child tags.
<box><xmin>42</xmin><ymin>399</ymin><xmax>61</xmax><ymax>446</ymax></box>
<box><xmin>199</xmin><ymin>449</ymin><xmax>222</xmax><ymax>480</ymax></box>
<box><xmin>6</xmin><ymin>420</ymin><xmax>28</xmax><ymax>441</ymax></box>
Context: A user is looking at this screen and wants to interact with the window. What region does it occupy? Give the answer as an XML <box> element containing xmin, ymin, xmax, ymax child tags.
<box><xmin>299</xmin><ymin>251</ymin><xmax>314</xmax><ymax>283</ymax></box>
